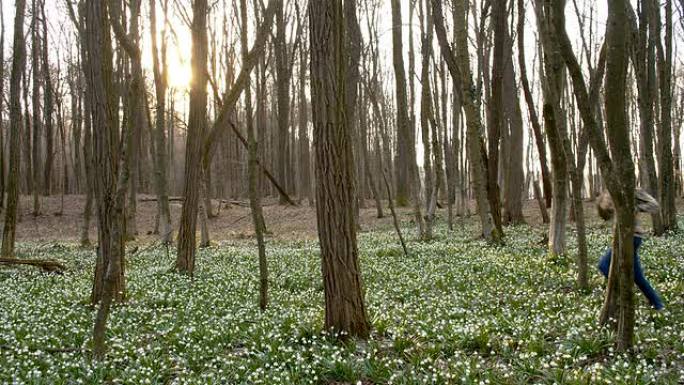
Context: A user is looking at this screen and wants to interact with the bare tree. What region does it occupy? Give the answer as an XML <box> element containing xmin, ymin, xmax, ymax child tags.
<box><xmin>85</xmin><ymin>0</ymin><xmax>130</xmax><ymax>358</ymax></box>
<box><xmin>1</xmin><ymin>0</ymin><xmax>27</xmax><ymax>258</ymax></box>
<box><xmin>309</xmin><ymin>0</ymin><xmax>370</xmax><ymax>339</ymax></box>
<box><xmin>633</xmin><ymin>0</ymin><xmax>664</xmax><ymax>234</ymax></box>
<box><xmin>149</xmin><ymin>0</ymin><xmax>172</xmax><ymax>244</ymax></box>
<box><xmin>517</xmin><ymin>0</ymin><xmax>552</xmax><ymax>209</ymax></box>
<box><xmin>432</xmin><ymin>0</ymin><xmax>501</xmax><ymax>242</ymax></box>
<box><xmin>391</xmin><ymin>0</ymin><xmax>425</xmax><ymax>239</ymax></box>
<box><xmin>0</xmin><ymin>2</ymin><xmax>5</xmax><ymax>211</ymax></box>
<box><xmin>109</xmin><ymin>0</ymin><xmax>144</xmax><ymax>241</ymax></box>
<box><xmin>389</xmin><ymin>0</ymin><xmax>409</xmax><ymax>206</ymax></box>
<box><xmin>274</xmin><ymin>0</ymin><xmax>295</xmax><ymax>203</ymax></box>
<box><xmin>66</xmin><ymin>0</ymin><xmax>95</xmax><ymax>247</ymax></box>
<box><xmin>41</xmin><ymin>0</ymin><xmax>54</xmax><ymax>196</ymax></box>
<box><xmin>535</xmin><ymin>0</ymin><xmax>569</xmax><ymax>257</ymax></box>
<box><xmin>31</xmin><ymin>0</ymin><xmax>42</xmax><ymax>216</ymax></box>
<box><xmin>297</xmin><ymin>4</ymin><xmax>311</xmax><ymax>205</ymax></box>
<box><xmin>488</xmin><ymin>0</ymin><xmax>505</xmax><ymax>234</ymax></box>
<box><xmin>176</xmin><ymin>0</ymin><xmax>209</xmax><ymax>275</ymax></box>
<box><xmin>502</xmin><ymin>13</ymin><xmax>525</xmax><ymax>225</ymax></box>
<box><xmin>555</xmin><ymin>0</ymin><xmax>638</xmax><ymax>350</ymax></box>
<box><xmin>242</xmin><ymin>0</ymin><xmax>268</xmax><ymax>310</ymax></box>
<box><xmin>653</xmin><ymin>0</ymin><xmax>678</xmax><ymax>231</ymax></box>
<box><xmin>419</xmin><ymin>0</ymin><xmax>435</xmax><ymax>239</ymax></box>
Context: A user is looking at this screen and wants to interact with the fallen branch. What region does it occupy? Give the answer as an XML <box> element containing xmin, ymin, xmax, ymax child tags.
<box><xmin>138</xmin><ymin>196</ymin><xmax>250</xmax><ymax>207</ymax></box>
<box><xmin>228</xmin><ymin>120</ymin><xmax>298</xmax><ymax>206</ymax></box>
<box><xmin>0</xmin><ymin>258</ymin><xmax>66</xmax><ymax>274</ymax></box>
<box><xmin>139</xmin><ymin>197</ymin><xmax>185</xmax><ymax>202</ymax></box>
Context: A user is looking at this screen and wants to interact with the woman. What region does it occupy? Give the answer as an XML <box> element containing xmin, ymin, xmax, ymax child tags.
<box><xmin>596</xmin><ymin>189</ymin><xmax>664</xmax><ymax>310</ymax></box>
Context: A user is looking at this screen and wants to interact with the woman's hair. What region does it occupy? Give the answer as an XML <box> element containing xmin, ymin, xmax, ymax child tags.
<box><xmin>596</xmin><ymin>189</ymin><xmax>660</xmax><ymax>221</ymax></box>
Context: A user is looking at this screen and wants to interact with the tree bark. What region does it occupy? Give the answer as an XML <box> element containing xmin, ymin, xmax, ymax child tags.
<box><xmin>41</xmin><ymin>0</ymin><xmax>54</xmax><ymax>196</ymax></box>
<box><xmin>391</xmin><ymin>0</ymin><xmax>425</xmax><ymax>239</ymax></box>
<box><xmin>0</xmin><ymin>3</ymin><xmax>5</xmax><ymax>212</ymax></box>
<box><xmin>0</xmin><ymin>0</ymin><xmax>27</xmax><ymax>258</ymax></box>
<box><xmin>555</xmin><ymin>0</ymin><xmax>637</xmax><ymax>350</ymax></box>
<box><xmin>79</xmin><ymin>3</ymin><xmax>94</xmax><ymax>247</ymax></box>
<box><xmin>488</xmin><ymin>0</ymin><xmax>505</xmax><ymax>234</ymax></box>
<box><xmin>297</xmin><ymin>33</ymin><xmax>311</xmax><ymax>205</ymax></box>
<box><xmin>275</xmin><ymin>0</ymin><xmax>292</xmax><ymax>204</ymax></box>
<box><xmin>536</xmin><ymin>0</ymin><xmax>568</xmax><ymax>257</ymax></box>
<box><xmin>653</xmin><ymin>0</ymin><xmax>677</xmax><ymax>231</ymax></box>
<box><xmin>175</xmin><ymin>0</ymin><xmax>209</xmax><ymax>275</ymax></box>
<box><xmin>420</xmin><ymin>0</ymin><xmax>434</xmax><ymax>239</ymax></box>
<box><xmin>31</xmin><ymin>0</ymin><xmax>42</xmax><ymax>216</ymax></box>
<box><xmin>502</xmin><ymin>24</ymin><xmax>525</xmax><ymax>225</ymax></box>
<box><xmin>633</xmin><ymin>0</ymin><xmax>664</xmax><ymax>235</ymax></box>
<box><xmin>390</xmin><ymin>0</ymin><xmax>409</xmax><ymax>207</ymax></box>
<box><xmin>242</xmin><ymin>0</ymin><xmax>268</xmax><ymax>310</ymax></box>
<box><xmin>517</xmin><ymin>0</ymin><xmax>552</xmax><ymax>208</ymax></box>
<box><xmin>149</xmin><ymin>0</ymin><xmax>172</xmax><ymax>244</ymax></box>
<box><xmin>309</xmin><ymin>0</ymin><xmax>370</xmax><ymax>339</ymax></box>
<box><xmin>432</xmin><ymin>0</ymin><xmax>500</xmax><ymax>242</ymax></box>
<box><xmin>85</xmin><ymin>0</ymin><xmax>129</xmax><ymax>359</ymax></box>
<box><xmin>546</xmin><ymin>0</ymin><xmax>590</xmax><ymax>289</ymax></box>
<box><xmin>109</xmin><ymin>0</ymin><xmax>143</xmax><ymax>241</ymax></box>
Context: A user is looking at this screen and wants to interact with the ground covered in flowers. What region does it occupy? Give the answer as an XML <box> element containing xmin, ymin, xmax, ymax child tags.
<box><xmin>0</xmin><ymin>222</ymin><xmax>683</xmax><ymax>384</ymax></box>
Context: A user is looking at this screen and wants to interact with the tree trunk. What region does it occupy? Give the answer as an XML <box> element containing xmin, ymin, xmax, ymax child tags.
<box><xmin>41</xmin><ymin>0</ymin><xmax>54</xmax><ymax>197</ymax></box>
<box><xmin>176</xmin><ymin>0</ymin><xmax>209</xmax><ymax>275</ymax></box>
<box><xmin>85</xmin><ymin>0</ymin><xmax>129</xmax><ymax>359</ymax></box>
<box><xmin>633</xmin><ymin>0</ymin><xmax>664</xmax><ymax>235</ymax></box>
<box><xmin>653</xmin><ymin>0</ymin><xmax>677</xmax><ymax>231</ymax></box>
<box><xmin>432</xmin><ymin>0</ymin><xmax>500</xmax><ymax>242</ymax></box>
<box><xmin>198</xmin><ymin>168</ymin><xmax>211</xmax><ymax>248</ymax></box>
<box><xmin>275</xmin><ymin>0</ymin><xmax>291</xmax><ymax>204</ymax></box>
<box><xmin>534</xmin><ymin>180</ymin><xmax>550</xmax><ymax>223</ymax></box>
<box><xmin>345</xmin><ymin>0</ymin><xmax>363</xmax><ymax>225</ymax></box>
<box><xmin>429</xmin><ymin>59</ymin><xmax>445</xmax><ymax>228</ymax></box>
<box><xmin>242</xmin><ymin>0</ymin><xmax>268</xmax><ymax>310</ymax></box>
<box><xmin>309</xmin><ymin>0</ymin><xmax>370</xmax><ymax>339</ymax></box>
<box><xmin>149</xmin><ymin>0</ymin><xmax>172</xmax><ymax>244</ymax></box>
<box><xmin>536</xmin><ymin>0</ymin><xmax>568</xmax><ymax>257</ymax></box>
<box><xmin>31</xmin><ymin>0</ymin><xmax>42</xmax><ymax>216</ymax></box>
<box><xmin>22</xmin><ymin>67</ymin><xmax>32</xmax><ymax>195</ymax></box>
<box><xmin>420</xmin><ymin>0</ymin><xmax>434</xmax><ymax>239</ymax></box>
<box><xmin>517</xmin><ymin>0</ymin><xmax>552</xmax><ymax>208</ymax></box>
<box><xmin>391</xmin><ymin>0</ymin><xmax>425</xmax><ymax>239</ymax></box>
<box><xmin>488</xmin><ymin>0</ymin><xmax>505</xmax><ymax>234</ymax></box>
<box><xmin>555</xmin><ymin>0</ymin><xmax>637</xmax><ymax>350</ymax></box>
<box><xmin>502</xmin><ymin>25</ymin><xmax>525</xmax><ymax>225</ymax></box>
<box><xmin>297</xmin><ymin>40</ymin><xmax>311</xmax><ymax>205</ymax></box>
<box><xmin>109</xmin><ymin>0</ymin><xmax>143</xmax><ymax>241</ymax></box>
<box><xmin>546</xmin><ymin>0</ymin><xmax>589</xmax><ymax>289</ymax></box>
<box><xmin>390</xmin><ymin>0</ymin><xmax>409</xmax><ymax>206</ymax></box>
<box><xmin>1</xmin><ymin>0</ymin><xmax>27</xmax><ymax>258</ymax></box>
<box><xmin>0</xmin><ymin>3</ymin><xmax>5</xmax><ymax>212</ymax></box>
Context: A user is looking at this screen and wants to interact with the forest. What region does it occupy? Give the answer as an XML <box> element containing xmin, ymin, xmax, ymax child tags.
<box><xmin>0</xmin><ymin>0</ymin><xmax>683</xmax><ymax>383</ymax></box>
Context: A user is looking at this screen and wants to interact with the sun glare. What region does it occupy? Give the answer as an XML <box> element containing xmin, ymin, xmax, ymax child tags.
<box><xmin>167</xmin><ymin>59</ymin><xmax>192</xmax><ymax>90</ymax></box>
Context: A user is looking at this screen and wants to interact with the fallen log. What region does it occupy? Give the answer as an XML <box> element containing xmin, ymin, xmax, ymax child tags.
<box><xmin>0</xmin><ymin>258</ymin><xmax>66</xmax><ymax>274</ymax></box>
<box><xmin>138</xmin><ymin>196</ymin><xmax>185</xmax><ymax>203</ymax></box>
<box><xmin>138</xmin><ymin>197</ymin><xmax>249</xmax><ymax>207</ymax></box>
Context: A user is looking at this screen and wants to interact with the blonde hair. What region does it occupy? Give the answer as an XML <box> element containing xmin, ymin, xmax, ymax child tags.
<box><xmin>597</xmin><ymin>191</ymin><xmax>615</xmax><ymax>220</ymax></box>
<box><xmin>596</xmin><ymin>189</ymin><xmax>660</xmax><ymax>221</ymax></box>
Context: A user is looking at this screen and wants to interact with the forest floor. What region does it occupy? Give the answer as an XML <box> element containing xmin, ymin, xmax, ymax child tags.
<box><xmin>4</xmin><ymin>194</ymin><xmax>618</xmax><ymax>243</ymax></box>
<box><xmin>1</xmin><ymin>195</ymin><xmax>683</xmax><ymax>384</ymax></box>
